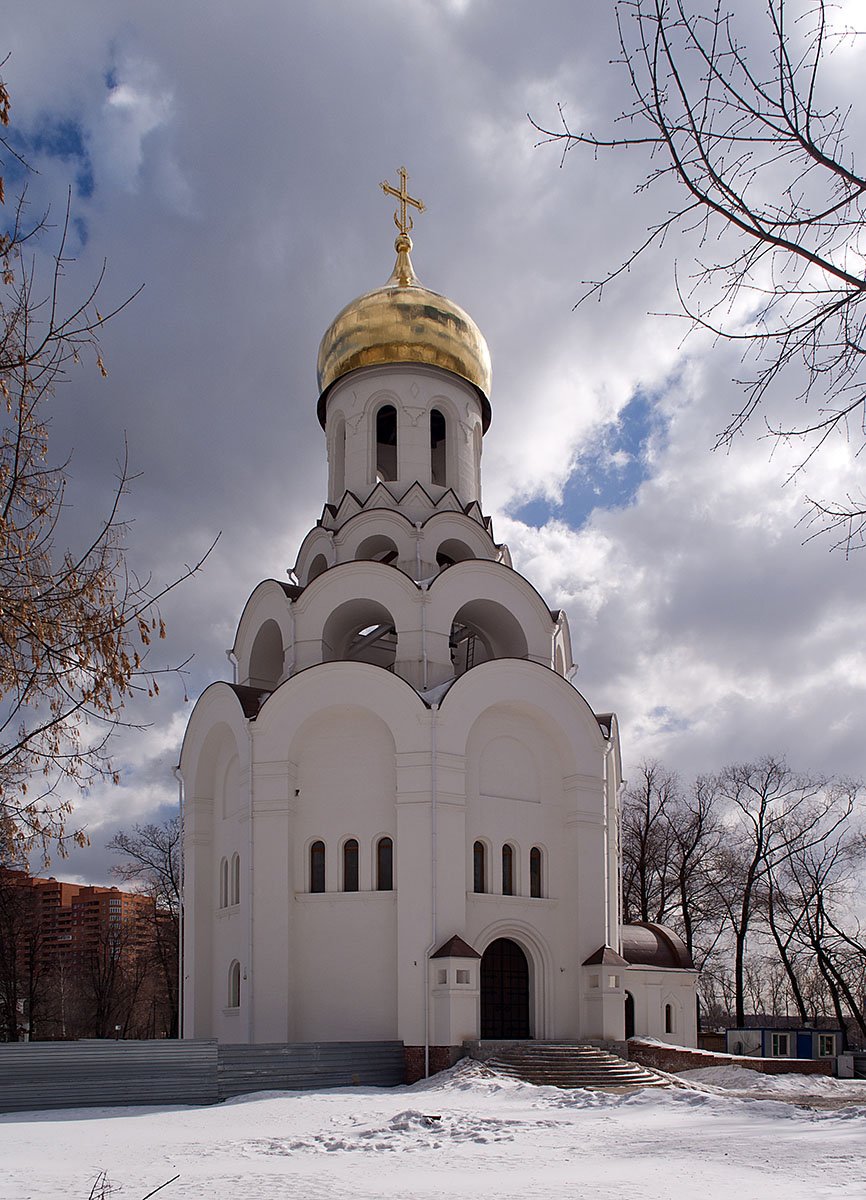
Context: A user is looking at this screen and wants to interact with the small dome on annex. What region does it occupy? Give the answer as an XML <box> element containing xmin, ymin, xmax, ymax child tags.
<box><xmin>621</xmin><ymin>922</ymin><xmax>695</xmax><ymax>970</ymax></box>
<box><xmin>316</xmin><ymin>231</ymin><xmax>492</xmax><ymax>431</ymax></box>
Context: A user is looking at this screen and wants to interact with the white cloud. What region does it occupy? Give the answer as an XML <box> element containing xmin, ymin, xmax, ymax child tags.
<box><xmin>2</xmin><ymin>0</ymin><xmax>865</xmax><ymax>881</ymax></box>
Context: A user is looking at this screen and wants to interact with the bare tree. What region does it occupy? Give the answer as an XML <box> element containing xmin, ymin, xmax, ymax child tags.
<box><xmin>0</xmin><ymin>69</ymin><xmax>214</xmax><ymax>861</ymax></box>
<box><xmin>108</xmin><ymin>818</ymin><xmax>180</xmax><ymax>916</ymax></box>
<box><xmin>533</xmin><ymin>1</ymin><xmax>866</xmax><ymax>550</ymax></box>
<box><xmin>621</xmin><ymin>760</ymin><xmax>680</xmax><ymax>922</ymax></box>
<box><xmin>779</xmin><ymin>834</ymin><xmax>866</xmax><ymax>1042</ymax></box>
<box><xmin>73</xmin><ymin>917</ymin><xmax>147</xmax><ymax>1040</ymax></box>
<box><xmin>670</xmin><ymin>774</ymin><xmax>726</xmax><ymax>964</ymax></box>
<box><xmin>108</xmin><ymin>818</ymin><xmax>180</xmax><ymax>1036</ymax></box>
<box><xmin>710</xmin><ymin>756</ymin><xmax>856</xmax><ymax>1026</ymax></box>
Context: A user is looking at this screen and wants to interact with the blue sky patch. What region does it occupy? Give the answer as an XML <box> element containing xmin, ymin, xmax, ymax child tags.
<box><xmin>511</xmin><ymin>391</ymin><xmax>667</xmax><ymax>530</ymax></box>
<box><xmin>7</xmin><ymin>117</ymin><xmax>94</xmax><ymax>200</ymax></box>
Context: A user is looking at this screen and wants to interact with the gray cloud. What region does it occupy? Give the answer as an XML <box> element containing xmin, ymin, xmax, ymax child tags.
<box><xmin>3</xmin><ymin>0</ymin><xmax>864</xmax><ymax>881</ymax></box>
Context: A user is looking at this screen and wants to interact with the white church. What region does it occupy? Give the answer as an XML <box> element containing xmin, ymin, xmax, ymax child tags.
<box><xmin>180</xmin><ymin>172</ymin><xmax>697</xmax><ymax>1073</ymax></box>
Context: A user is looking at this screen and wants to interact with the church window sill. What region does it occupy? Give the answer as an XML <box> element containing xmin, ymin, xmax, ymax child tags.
<box><xmin>466</xmin><ymin>890</ymin><xmax>557</xmax><ymax>906</ymax></box>
<box><xmin>294</xmin><ymin>889</ymin><xmax>397</xmax><ymax>902</ymax></box>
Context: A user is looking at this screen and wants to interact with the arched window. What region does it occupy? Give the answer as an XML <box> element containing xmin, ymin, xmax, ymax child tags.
<box><xmin>310</xmin><ymin>840</ymin><xmax>326</xmax><ymax>893</ymax></box>
<box><xmin>501</xmin><ymin>844</ymin><xmax>514</xmax><ymax>896</ymax></box>
<box><xmin>376</xmin><ymin>405</ymin><xmax>398</xmax><ymax>481</ymax></box>
<box><xmin>430</xmin><ymin>408</ymin><xmax>447</xmax><ymax>486</ymax></box>
<box><xmin>343</xmin><ymin>838</ymin><xmax>359</xmax><ymax>892</ymax></box>
<box><xmin>376</xmin><ymin>836</ymin><xmax>393</xmax><ymax>891</ymax></box>
<box><xmin>665</xmin><ymin>1003</ymin><xmax>674</xmax><ymax>1034</ymax></box>
<box><xmin>219</xmin><ymin>858</ymin><xmax>229</xmax><ymax>908</ymax></box>
<box><xmin>530</xmin><ymin>847</ymin><xmax>543</xmax><ymax>898</ymax></box>
<box><xmin>230</xmin><ymin>852</ymin><xmax>240</xmax><ymax>905</ymax></box>
<box><xmin>228</xmin><ymin>961</ymin><xmax>241</xmax><ymax>1008</ymax></box>
<box><xmin>473</xmin><ymin>841</ymin><xmax>486</xmax><ymax>894</ymax></box>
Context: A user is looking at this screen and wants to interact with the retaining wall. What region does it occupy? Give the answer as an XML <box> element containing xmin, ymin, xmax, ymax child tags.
<box><xmin>628</xmin><ymin>1038</ymin><xmax>834</xmax><ymax>1076</ymax></box>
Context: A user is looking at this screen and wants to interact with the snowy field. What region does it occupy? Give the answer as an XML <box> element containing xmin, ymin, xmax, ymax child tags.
<box><xmin>2</xmin><ymin>1061</ymin><xmax>865</xmax><ymax>1200</ymax></box>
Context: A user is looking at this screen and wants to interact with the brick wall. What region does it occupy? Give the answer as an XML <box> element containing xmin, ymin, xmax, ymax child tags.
<box><xmin>403</xmin><ymin>1045</ymin><xmax>462</xmax><ymax>1083</ymax></box>
<box><xmin>628</xmin><ymin>1039</ymin><xmax>834</xmax><ymax>1076</ymax></box>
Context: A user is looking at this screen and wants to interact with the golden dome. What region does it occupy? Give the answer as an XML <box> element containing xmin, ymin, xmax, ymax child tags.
<box><xmin>316</xmin><ymin>233</ymin><xmax>492</xmax><ymax>430</ymax></box>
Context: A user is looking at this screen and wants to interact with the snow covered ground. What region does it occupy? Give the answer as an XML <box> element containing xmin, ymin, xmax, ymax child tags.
<box><xmin>2</xmin><ymin>1060</ymin><xmax>865</xmax><ymax>1200</ymax></box>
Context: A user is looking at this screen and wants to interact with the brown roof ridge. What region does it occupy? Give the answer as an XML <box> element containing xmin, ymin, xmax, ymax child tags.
<box><xmin>431</xmin><ymin>934</ymin><xmax>480</xmax><ymax>959</ymax></box>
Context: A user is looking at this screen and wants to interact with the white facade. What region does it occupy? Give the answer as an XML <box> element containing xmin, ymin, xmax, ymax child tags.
<box><xmin>180</xmin><ymin>241</ymin><xmax>698</xmax><ymax>1056</ymax></box>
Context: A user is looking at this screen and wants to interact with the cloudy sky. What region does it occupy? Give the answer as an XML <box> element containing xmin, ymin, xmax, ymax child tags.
<box><xmin>3</xmin><ymin>0</ymin><xmax>864</xmax><ymax>885</ymax></box>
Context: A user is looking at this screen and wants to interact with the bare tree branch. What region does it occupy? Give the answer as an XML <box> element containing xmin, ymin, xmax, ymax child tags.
<box><xmin>532</xmin><ymin>1</ymin><xmax>866</xmax><ymax>549</ymax></box>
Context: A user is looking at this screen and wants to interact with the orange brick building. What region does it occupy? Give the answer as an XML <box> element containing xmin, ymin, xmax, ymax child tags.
<box><xmin>0</xmin><ymin>869</ymin><xmax>176</xmax><ymax>1040</ymax></box>
<box><xmin>0</xmin><ymin>869</ymin><xmax>155</xmax><ymax>967</ymax></box>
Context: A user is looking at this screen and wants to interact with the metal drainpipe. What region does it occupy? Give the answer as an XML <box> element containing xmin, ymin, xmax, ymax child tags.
<box><xmin>246</xmin><ymin>724</ymin><xmax>255</xmax><ymax>1043</ymax></box>
<box><xmin>602</xmin><ymin>738</ymin><xmax>614</xmax><ymax>944</ymax></box>
<box><xmin>227</xmin><ymin>648</ymin><xmax>239</xmax><ymax>685</ymax></box>
<box><xmin>174</xmin><ymin>766</ymin><xmax>184</xmax><ymax>1040</ymax></box>
<box><xmin>421</xmin><ymin>586</ymin><xmax>429</xmax><ymax>692</ymax></box>
<box><xmin>423</xmin><ymin>701</ymin><xmax>440</xmax><ymax>1077</ymax></box>
<box><xmin>284</xmin><ymin>598</ymin><xmax>296</xmax><ymax>679</ymax></box>
<box><xmin>615</xmin><ymin>779</ymin><xmax>626</xmax><ymax>951</ymax></box>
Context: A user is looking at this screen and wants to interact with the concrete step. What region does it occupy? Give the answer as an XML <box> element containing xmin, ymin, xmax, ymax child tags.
<box><xmin>472</xmin><ymin>1042</ymin><xmax>670</xmax><ymax>1091</ymax></box>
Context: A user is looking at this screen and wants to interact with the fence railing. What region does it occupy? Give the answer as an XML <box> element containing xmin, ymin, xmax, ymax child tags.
<box><xmin>0</xmin><ymin>1039</ymin><xmax>405</xmax><ymax>1113</ymax></box>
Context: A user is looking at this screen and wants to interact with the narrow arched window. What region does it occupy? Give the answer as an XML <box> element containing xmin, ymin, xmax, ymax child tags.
<box><xmin>665</xmin><ymin>1003</ymin><xmax>674</xmax><ymax>1034</ymax></box>
<box><xmin>230</xmin><ymin>852</ymin><xmax>240</xmax><ymax>905</ymax></box>
<box><xmin>502</xmin><ymin>844</ymin><xmax>514</xmax><ymax>896</ymax></box>
<box><xmin>430</xmin><ymin>408</ymin><xmax>447</xmax><ymax>486</ymax></box>
<box><xmin>219</xmin><ymin>858</ymin><xmax>228</xmax><ymax>908</ymax></box>
<box><xmin>530</xmin><ymin>847</ymin><xmax>543</xmax><ymax>898</ymax></box>
<box><xmin>376</xmin><ymin>405</ymin><xmax>398</xmax><ymax>481</ymax></box>
<box><xmin>343</xmin><ymin>838</ymin><xmax>359</xmax><ymax>891</ymax></box>
<box><xmin>473</xmin><ymin>841</ymin><xmax>486</xmax><ymax>894</ymax></box>
<box><xmin>376</xmin><ymin>836</ymin><xmax>393</xmax><ymax>891</ymax></box>
<box><xmin>228</xmin><ymin>961</ymin><xmax>241</xmax><ymax>1008</ymax></box>
<box><xmin>310</xmin><ymin>840</ymin><xmax>326</xmax><ymax>893</ymax></box>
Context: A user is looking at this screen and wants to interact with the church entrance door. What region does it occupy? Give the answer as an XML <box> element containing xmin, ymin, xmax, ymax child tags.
<box><xmin>480</xmin><ymin>938</ymin><xmax>530</xmax><ymax>1039</ymax></box>
<box><xmin>624</xmin><ymin>991</ymin><xmax>635</xmax><ymax>1040</ymax></box>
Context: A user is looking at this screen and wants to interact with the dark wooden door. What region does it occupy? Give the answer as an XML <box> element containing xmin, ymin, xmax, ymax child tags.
<box><xmin>625</xmin><ymin>991</ymin><xmax>635</xmax><ymax>1039</ymax></box>
<box><xmin>481</xmin><ymin>938</ymin><xmax>530</xmax><ymax>1039</ymax></box>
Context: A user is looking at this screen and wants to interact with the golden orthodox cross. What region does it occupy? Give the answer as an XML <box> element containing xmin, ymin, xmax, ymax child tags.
<box><xmin>380</xmin><ymin>166</ymin><xmax>426</xmax><ymax>235</ymax></box>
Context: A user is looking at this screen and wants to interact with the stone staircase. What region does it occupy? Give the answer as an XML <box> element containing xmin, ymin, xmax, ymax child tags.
<box><xmin>465</xmin><ymin>1041</ymin><xmax>672</xmax><ymax>1091</ymax></box>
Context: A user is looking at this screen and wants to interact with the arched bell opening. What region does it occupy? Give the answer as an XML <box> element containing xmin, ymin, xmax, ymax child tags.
<box><xmin>307</xmin><ymin>553</ymin><xmax>329</xmax><ymax>583</ymax></box>
<box><xmin>375</xmin><ymin>404</ymin><xmax>398</xmax><ymax>482</ymax></box>
<box><xmin>480</xmin><ymin>937</ymin><xmax>531</xmax><ymax>1039</ymax></box>
<box><xmin>430</xmin><ymin>408</ymin><xmax>447</xmax><ymax>487</ymax></box>
<box><xmin>247</xmin><ymin>619</ymin><xmax>283</xmax><ymax>689</ymax></box>
<box><xmin>322</xmin><ymin>598</ymin><xmax>398</xmax><ymax>671</ymax></box>
<box><xmin>355</xmin><ymin>534</ymin><xmax>400</xmax><ymax>566</ymax></box>
<box><xmin>435</xmin><ymin>538</ymin><xmax>477</xmax><ymax>571</ymax></box>
<box><xmin>449</xmin><ymin>599</ymin><xmax>529</xmax><ymax>678</ymax></box>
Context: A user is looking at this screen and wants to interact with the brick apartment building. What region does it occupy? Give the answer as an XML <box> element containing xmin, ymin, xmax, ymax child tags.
<box><xmin>0</xmin><ymin>869</ymin><xmax>177</xmax><ymax>1040</ymax></box>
